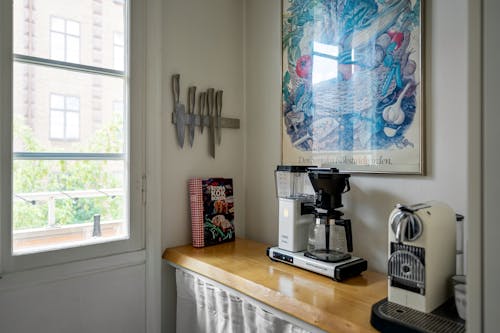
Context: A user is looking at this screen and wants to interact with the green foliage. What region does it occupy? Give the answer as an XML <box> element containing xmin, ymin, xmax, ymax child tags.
<box><xmin>13</xmin><ymin>116</ymin><xmax>125</xmax><ymax>230</ymax></box>
<box><xmin>13</xmin><ymin>202</ymin><xmax>48</xmax><ymax>230</ymax></box>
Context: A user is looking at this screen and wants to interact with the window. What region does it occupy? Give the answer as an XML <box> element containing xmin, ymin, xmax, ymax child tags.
<box><xmin>112</xmin><ymin>100</ymin><xmax>124</xmax><ymax>114</ymax></box>
<box><xmin>13</xmin><ymin>3</ymin><xmax>127</xmax><ymax>255</ymax></box>
<box><xmin>312</xmin><ymin>41</ymin><xmax>338</xmax><ymax>85</ymax></box>
<box><xmin>50</xmin><ymin>17</ymin><xmax>80</xmax><ymax>63</ymax></box>
<box><xmin>113</xmin><ymin>32</ymin><xmax>124</xmax><ymax>71</ymax></box>
<box><xmin>1</xmin><ymin>0</ymin><xmax>145</xmax><ymax>272</ymax></box>
<box><xmin>49</xmin><ymin>94</ymin><xmax>80</xmax><ymax>140</ymax></box>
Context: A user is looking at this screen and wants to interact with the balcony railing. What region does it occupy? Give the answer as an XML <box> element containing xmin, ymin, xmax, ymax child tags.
<box><xmin>13</xmin><ymin>188</ymin><xmax>126</xmax><ymax>254</ymax></box>
<box><xmin>14</xmin><ymin>188</ymin><xmax>124</xmax><ymax>227</ymax></box>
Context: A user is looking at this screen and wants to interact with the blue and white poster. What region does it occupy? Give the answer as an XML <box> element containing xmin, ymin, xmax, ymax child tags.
<box><xmin>282</xmin><ymin>0</ymin><xmax>424</xmax><ymax>173</ymax></box>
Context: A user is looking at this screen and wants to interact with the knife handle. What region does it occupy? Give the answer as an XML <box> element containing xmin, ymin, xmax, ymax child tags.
<box><xmin>188</xmin><ymin>86</ymin><xmax>196</xmax><ymax>115</ymax></box>
<box><xmin>207</xmin><ymin>88</ymin><xmax>215</xmax><ymax>116</ymax></box>
<box><xmin>172</xmin><ymin>74</ymin><xmax>180</xmax><ymax>104</ymax></box>
<box><xmin>199</xmin><ymin>92</ymin><xmax>206</xmax><ymax>132</ymax></box>
<box><xmin>207</xmin><ymin>88</ymin><xmax>216</xmax><ymax>158</ymax></box>
<box><xmin>216</xmin><ymin>90</ymin><xmax>223</xmax><ymax>116</ymax></box>
<box><xmin>215</xmin><ymin>91</ymin><xmax>219</xmax><ymax>112</ymax></box>
<box><xmin>215</xmin><ymin>90</ymin><xmax>223</xmax><ymax>145</ymax></box>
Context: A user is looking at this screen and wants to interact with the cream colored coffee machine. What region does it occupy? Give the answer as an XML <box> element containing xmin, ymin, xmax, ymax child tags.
<box><xmin>387</xmin><ymin>201</ymin><xmax>456</xmax><ymax>313</ymax></box>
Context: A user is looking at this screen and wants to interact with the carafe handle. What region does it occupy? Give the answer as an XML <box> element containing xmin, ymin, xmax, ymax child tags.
<box><xmin>335</xmin><ymin>219</ymin><xmax>353</xmax><ymax>252</ymax></box>
<box><xmin>343</xmin><ymin>178</ymin><xmax>351</xmax><ymax>193</ymax></box>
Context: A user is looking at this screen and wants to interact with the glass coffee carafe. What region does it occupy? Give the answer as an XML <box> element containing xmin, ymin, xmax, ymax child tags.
<box><xmin>305</xmin><ymin>215</ymin><xmax>353</xmax><ymax>262</ymax></box>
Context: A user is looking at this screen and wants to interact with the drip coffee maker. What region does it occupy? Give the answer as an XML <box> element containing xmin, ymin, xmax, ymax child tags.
<box><xmin>305</xmin><ymin>168</ymin><xmax>353</xmax><ymax>263</ymax></box>
<box><xmin>268</xmin><ymin>166</ymin><xmax>367</xmax><ymax>281</ymax></box>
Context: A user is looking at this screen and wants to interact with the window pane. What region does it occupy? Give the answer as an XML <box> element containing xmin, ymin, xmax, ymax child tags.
<box><xmin>66</xmin><ymin>20</ymin><xmax>80</xmax><ymax>36</ymax></box>
<box><xmin>50</xmin><ymin>32</ymin><xmax>65</xmax><ymax>61</ymax></box>
<box><xmin>14</xmin><ymin>1</ymin><xmax>125</xmax><ymax>70</ymax></box>
<box><xmin>50</xmin><ymin>94</ymin><xmax>65</xmax><ymax>109</ymax></box>
<box><xmin>114</xmin><ymin>32</ymin><xmax>124</xmax><ymax>46</ymax></box>
<box><xmin>113</xmin><ymin>45</ymin><xmax>124</xmax><ymax>71</ymax></box>
<box><xmin>50</xmin><ymin>110</ymin><xmax>65</xmax><ymax>139</ymax></box>
<box><xmin>12</xmin><ymin>0</ymin><xmax>130</xmax><ymax>258</ymax></box>
<box><xmin>13</xmin><ymin>62</ymin><xmax>125</xmax><ymax>153</ymax></box>
<box><xmin>65</xmin><ymin>112</ymin><xmax>80</xmax><ymax>139</ymax></box>
<box><xmin>13</xmin><ymin>159</ymin><xmax>127</xmax><ymax>255</ymax></box>
<box><xmin>66</xmin><ymin>96</ymin><xmax>80</xmax><ymax>111</ymax></box>
<box><xmin>50</xmin><ymin>17</ymin><xmax>65</xmax><ymax>33</ymax></box>
<box><xmin>112</xmin><ymin>100</ymin><xmax>124</xmax><ymax>117</ymax></box>
<box><xmin>113</xmin><ymin>32</ymin><xmax>125</xmax><ymax>70</ymax></box>
<box><xmin>66</xmin><ymin>35</ymin><xmax>80</xmax><ymax>64</ymax></box>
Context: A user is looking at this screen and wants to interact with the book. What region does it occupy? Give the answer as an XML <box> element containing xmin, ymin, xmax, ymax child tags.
<box><xmin>188</xmin><ymin>178</ymin><xmax>235</xmax><ymax>247</ymax></box>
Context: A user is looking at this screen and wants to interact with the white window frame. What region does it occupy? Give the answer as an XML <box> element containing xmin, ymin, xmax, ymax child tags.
<box><xmin>0</xmin><ymin>0</ymin><xmax>145</xmax><ymax>274</ymax></box>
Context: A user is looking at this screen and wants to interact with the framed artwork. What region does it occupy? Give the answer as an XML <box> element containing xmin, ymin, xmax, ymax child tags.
<box><xmin>281</xmin><ymin>0</ymin><xmax>424</xmax><ymax>174</ymax></box>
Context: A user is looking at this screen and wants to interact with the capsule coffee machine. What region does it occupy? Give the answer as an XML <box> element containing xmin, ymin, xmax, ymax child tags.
<box><xmin>386</xmin><ymin>202</ymin><xmax>456</xmax><ymax>313</ymax></box>
<box><xmin>370</xmin><ymin>202</ymin><xmax>465</xmax><ymax>333</ymax></box>
<box><xmin>268</xmin><ymin>167</ymin><xmax>367</xmax><ymax>281</ymax></box>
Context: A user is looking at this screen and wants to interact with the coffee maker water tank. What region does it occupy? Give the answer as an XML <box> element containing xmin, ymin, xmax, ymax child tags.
<box><xmin>275</xmin><ymin>166</ymin><xmax>315</xmax><ymax>252</ymax></box>
<box><xmin>387</xmin><ymin>201</ymin><xmax>456</xmax><ymax>313</ymax></box>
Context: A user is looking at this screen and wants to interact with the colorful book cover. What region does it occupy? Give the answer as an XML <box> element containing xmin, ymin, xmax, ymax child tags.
<box><xmin>189</xmin><ymin>178</ymin><xmax>235</xmax><ymax>247</ymax></box>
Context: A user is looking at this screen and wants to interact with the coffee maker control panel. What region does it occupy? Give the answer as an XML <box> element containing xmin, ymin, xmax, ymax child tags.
<box><xmin>272</xmin><ymin>251</ymin><xmax>294</xmax><ymax>263</ymax></box>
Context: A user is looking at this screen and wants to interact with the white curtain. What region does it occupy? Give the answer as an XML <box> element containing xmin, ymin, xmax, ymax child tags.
<box><xmin>176</xmin><ymin>269</ymin><xmax>313</xmax><ymax>333</ymax></box>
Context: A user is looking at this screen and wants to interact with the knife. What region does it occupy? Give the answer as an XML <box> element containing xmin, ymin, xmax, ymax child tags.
<box><xmin>207</xmin><ymin>88</ymin><xmax>215</xmax><ymax>158</ymax></box>
<box><xmin>171</xmin><ymin>74</ymin><xmax>185</xmax><ymax>148</ymax></box>
<box><xmin>198</xmin><ymin>92</ymin><xmax>206</xmax><ymax>134</ymax></box>
<box><xmin>215</xmin><ymin>90</ymin><xmax>223</xmax><ymax>145</ymax></box>
<box><xmin>187</xmin><ymin>86</ymin><xmax>196</xmax><ymax>147</ymax></box>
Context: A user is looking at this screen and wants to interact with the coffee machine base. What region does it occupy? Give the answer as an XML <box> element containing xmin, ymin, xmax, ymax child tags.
<box><xmin>370</xmin><ymin>298</ymin><xmax>465</xmax><ymax>333</ymax></box>
<box><xmin>267</xmin><ymin>246</ymin><xmax>367</xmax><ymax>281</ymax></box>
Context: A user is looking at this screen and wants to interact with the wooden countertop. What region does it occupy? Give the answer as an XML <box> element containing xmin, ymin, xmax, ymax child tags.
<box><xmin>162</xmin><ymin>238</ymin><xmax>387</xmax><ymax>333</ymax></box>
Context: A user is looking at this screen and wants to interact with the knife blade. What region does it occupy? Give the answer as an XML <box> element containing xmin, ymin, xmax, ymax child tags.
<box><xmin>207</xmin><ymin>88</ymin><xmax>215</xmax><ymax>158</ymax></box>
<box><xmin>198</xmin><ymin>92</ymin><xmax>206</xmax><ymax>134</ymax></box>
<box><xmin>215</xmin><ymin>90</ymin><xmax>223</xmax><ymax>145</ymax></box>
<box><xmin>172</xmin><ymin>74</ymin><xmax>185</xmax><ymax>148</ymax></box>
<box><xmin>187</xmin><ymin>86</ymin><xmax>196</xmax><ymax>147</ymax></box>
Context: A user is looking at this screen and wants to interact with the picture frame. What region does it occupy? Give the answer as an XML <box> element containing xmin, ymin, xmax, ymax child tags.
<box><xmin>281</xmin><ymin>0</ymin><xmax>424</xmax><ymax>174</ymax></box>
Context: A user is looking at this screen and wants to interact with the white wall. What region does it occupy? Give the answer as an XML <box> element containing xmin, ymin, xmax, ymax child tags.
<box><xmin>244</xmin><ymin>0</ymin><xmax>282</xmax><ymax>246</ymax></box>
<box><xmin>161</xmin><ymin>0</ymin><xmax>245</xmax><ymax>248</ymax></box>
<box><xmin>160</xmin><ymin>0</ymin><xmax>245</xmax><ymax>331</ymax></box>
<box><xmin>244</xmin><ymin>0</ymin><xmax>469</xmax><ymax>273</ymax></box>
